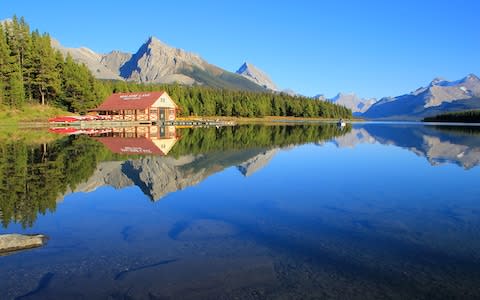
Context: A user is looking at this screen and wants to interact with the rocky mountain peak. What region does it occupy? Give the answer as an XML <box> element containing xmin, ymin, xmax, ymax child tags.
<box><xmin>145</xmin><ymin>36</ymin><xmax>170</xmax><ymax>51</ymax></box>
<box><xmin>430</xmin><ymin>77</ymin><xmax>447</xmax><ymax>86</ymax></box>
<box><xmin>118</xmin><ymin>36</ymin><xmax>207</xmax><ymax>83</ymax></box>
<box><xmin>463</xmin><ymin>73</ymin><xmax>480</xmax><ymax>83</ymax></box>
<box><xmin>236</xmin><ymin>61</ymin><xmax>278</xmax><ymax>91</ymax></box>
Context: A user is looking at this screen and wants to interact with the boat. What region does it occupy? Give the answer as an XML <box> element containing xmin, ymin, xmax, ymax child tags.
<box><xmin>337</xmin><ymin>119</ymin><xmax>346</xmax><ymax>127</ymax></box>
<box><xmin>48</xmin><ymin>115</ymin><xmax>112</xmax><ymax>123</ymax></box>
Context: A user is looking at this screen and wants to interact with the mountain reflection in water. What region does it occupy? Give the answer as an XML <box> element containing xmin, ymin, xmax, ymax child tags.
<box><xmin>0</xmin><ymin>124</ymin><xmax>348</xmax><ymax>228</ymax></box>
<box><xmin>1</xmin><ymin>123</ymin><xmax>480</xmax><ymax>299</ymax></box>
<box><xmin>332</xmin><ymin>123</ymin><xmax>480</xmax><ymax>169</ymax></box>
<box><xmin>1</xmin><ymin>123</ymin><xmax>480</xmax><ymax>229</ymax></box>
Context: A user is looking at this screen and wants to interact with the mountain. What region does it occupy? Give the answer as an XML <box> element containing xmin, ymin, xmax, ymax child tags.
<box><xmin>100</xmin><ymin>51</ymin><xmax>132</xmax><ymax>77</ymax></box>
<box><xmin>362</xmin><ymin>74</ymin><xmax>480</xmax><ymax>120</ymax></box>
<box><xmin>328</xmin><ymin>93</ymin><xmax>376</xmax><ymax>113</ymax></box>
<box><xmin>52</xmin><ymin>37</ymin><xmax>268</xmax><ymax>92</ymax></box>
<box><xmin>236</xmin><ymin>62</ymin><xmax>278</xmax><ymax>91</ymax></box>
<box><xmin>51</xmin><ymin>39</ymin><xmax>123</xmax><ymax>80</ymax></box>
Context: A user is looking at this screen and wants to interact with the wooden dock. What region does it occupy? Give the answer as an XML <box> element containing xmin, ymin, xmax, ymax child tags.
<box><xmin>49</xmin><ymin>119</ymin><xmax>236</xmax><ymax>128</ymax></box>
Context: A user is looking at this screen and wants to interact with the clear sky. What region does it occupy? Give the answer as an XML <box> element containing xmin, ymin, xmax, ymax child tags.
<box><xmin>1</xmin><ymin>0</ymin><xmax>479</xmax><ymax>99</ymax></box>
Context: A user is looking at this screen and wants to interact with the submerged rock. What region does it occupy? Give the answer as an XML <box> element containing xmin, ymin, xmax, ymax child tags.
<box><xmin>0</xmin><ymin>234</ymin><xmax>47</xmax><ymax>254</ymax></box>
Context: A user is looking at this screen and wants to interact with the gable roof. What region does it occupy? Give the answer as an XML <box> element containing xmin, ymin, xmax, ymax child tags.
<box><xmin>92</xmin><ymin>91</ymin><xmax>166</xmax><ymax>111</ymax></box>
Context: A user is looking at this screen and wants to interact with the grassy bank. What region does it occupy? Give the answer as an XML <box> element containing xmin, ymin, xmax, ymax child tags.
<box><xmin>0</xmin><ymin>104</ymin><xmax>72</xmax><ymax>143</ymax></box>
<box><xmin>0</xmin><ymin>104</ymin><xmax>73</xmax><ymax>126</ymax></box>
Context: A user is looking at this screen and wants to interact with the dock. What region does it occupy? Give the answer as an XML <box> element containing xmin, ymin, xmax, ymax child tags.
<box><xmin>48</xmin><ymin>119</ymin><xmax>236</xmax><ymax>128</ymax></box>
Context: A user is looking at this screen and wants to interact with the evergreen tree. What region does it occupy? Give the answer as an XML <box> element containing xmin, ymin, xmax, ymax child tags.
<box><xmin>6</xmin><ymin>57</ymin><xmax>25</xmax><ymax>107</ymax></box>
<box><xmin>31</xmin><ymin>32</ymin><xmax>61</xmax><ymax>105</ymax></box>
<box><xmin>0</xmin><ymin>24</ymin><xmax>9</xmax><ymax>104</ymax></box>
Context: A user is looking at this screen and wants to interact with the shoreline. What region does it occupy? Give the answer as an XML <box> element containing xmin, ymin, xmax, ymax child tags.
<box><xmin>1</xmin><ymin>116</ymin><xmax>359</xmax><ymax>128</ymax></box>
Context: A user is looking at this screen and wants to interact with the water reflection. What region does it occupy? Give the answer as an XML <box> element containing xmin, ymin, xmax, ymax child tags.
<box><xmin>0</xmin><ymin>124</ymin><xmax>349</xmax><ymax>228</ymax></box>
<box><xmin>1</xmin><ymin>123</ymin><xmax>479</xmax><ymax>229</ymax></box>
<box><xmin>1</xmin><ymin>123</ymin><xmax>480</xmax><ymax>299</ymax></box>
<box><xmin>332</xmin><ymin>123</ymin><xmax>480</xmax><ymax>169</ymax></box>
<box><xmin>93</xmin><ymin>126</ymin><xmax>179</xmax><ymax>155</ymax></box>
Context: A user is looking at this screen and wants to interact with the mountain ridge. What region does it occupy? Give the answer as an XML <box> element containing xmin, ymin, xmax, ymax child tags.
<box><xmin>52</xmin><ymin>36</ymin><xmax>274</xmax><ymax>92</ymax></box>
<box><xmin>328</xmin><ymin>92</ymin><xmax>376</xmax><ymax>113</ymax></box>
<box><xmin>362</xmin><ymin>74</ymin><xmax>480</xmax><ymax>120</ymax></box>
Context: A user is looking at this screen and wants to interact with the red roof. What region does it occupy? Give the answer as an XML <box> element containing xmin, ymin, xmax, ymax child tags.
<box><xmin>92</xmin><ymin>91</ymin><xmax>166</xmax><ymax>111</ymax></box>
<box><xmin>94</xmin><ymin>137</ymin><xmax>166</xmax><ymax>155</ymax></box>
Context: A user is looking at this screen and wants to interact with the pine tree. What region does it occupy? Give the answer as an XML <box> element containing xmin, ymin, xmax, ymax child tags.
<box><xmin>7</xmin><ymin>61</ymin><xmax>25</xmax><ymax>107</ymax></box>
<box><xmin>18</xmin><ymin>17</ymin><xmax>34</xmax><ymax>101</ymax></box>
<box><xmin>31</xmin><ymin>32</ymin><xmax>61</xmax><ymax>105</ymax></box>
<box><xmin>0</xmin><ymin>24</ymin><xmax>10</xmax><ymax>104</ymax></box>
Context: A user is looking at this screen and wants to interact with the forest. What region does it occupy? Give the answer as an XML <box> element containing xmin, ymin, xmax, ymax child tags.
<box><xmin>0</xmin><ymin>16</ymin><xmax>351</xmax><ymax>119</ymax></box>
<box><xmin>423</xmin><ymin>110</ymin><xmax>480</xmax><ymax>123</ymax></box>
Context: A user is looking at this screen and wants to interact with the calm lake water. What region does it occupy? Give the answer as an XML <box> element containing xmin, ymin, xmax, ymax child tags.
<box><xmin>1</xmin><ymin>123</ymin><xmax>480</xmax><ymax>299</ymax></box>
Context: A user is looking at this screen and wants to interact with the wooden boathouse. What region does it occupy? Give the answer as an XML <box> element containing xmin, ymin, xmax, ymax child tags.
<box><xmin>91</xmin><ymin>91</ymin><xmax>178</xmax><ymax>123</ymax></box>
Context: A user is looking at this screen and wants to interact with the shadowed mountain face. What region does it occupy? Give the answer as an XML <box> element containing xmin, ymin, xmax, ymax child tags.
<box><xmin>332</xmin><ymin>124</ymin><xmax>480</xmax><ymax>169</ymax></box>
<box><xmin>363</xmin><ymin>74</ymin><xmax>480</xmax><ymax>120</ymax></box>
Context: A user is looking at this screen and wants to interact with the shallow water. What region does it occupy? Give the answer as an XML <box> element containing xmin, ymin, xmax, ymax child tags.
<box><xmin>1</xmin><ymin>123</ymin><xmax>480</xmax><ymax>299</ymax></box>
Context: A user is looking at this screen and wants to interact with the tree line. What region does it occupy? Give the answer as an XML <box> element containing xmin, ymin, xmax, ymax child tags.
<box><xmin>423</xmin><ymin>110</ymin><xmax>480</xmax><ymax>123</ymax></box>
<box><xmin>0</xmin><ymin>16</ymin><xmax>351</xmax><ymax>119</ymax></box>
<box><xmin>102</xmin><ymin>81</ymin><xmax>352</xmax><ymax>119</ymax></box>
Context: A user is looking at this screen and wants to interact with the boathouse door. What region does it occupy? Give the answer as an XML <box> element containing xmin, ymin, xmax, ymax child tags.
<box><xmin>158</xmin><ymin>108</ymin><xmax>166</xmax><ymax>122</ymax></box>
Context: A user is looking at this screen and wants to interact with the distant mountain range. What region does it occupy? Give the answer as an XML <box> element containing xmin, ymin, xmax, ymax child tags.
<box><xmin>327</xmin><ymin>93</ymin><xmax>376</xmax><ymax>113</ymax></box>
<box><xmin>52</xmin><ymin>37</ymin><xmax>275</xmax><ymax>92</ymax></box>
<box><xmin>312</xmin><ymin>74</ymin><xmax>480</xmax><ymax>119</ymax></box>
<box><xmin>362</xmin><ymin>74</ymin><xmax>480</xmax><ymax>120</ymax></box>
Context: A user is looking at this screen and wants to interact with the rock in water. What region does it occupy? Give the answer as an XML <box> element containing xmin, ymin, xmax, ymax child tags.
<box><xmin>0</xmin><ymin>234</ymin><xmax>47</xmax><ymax>254</ymax></box>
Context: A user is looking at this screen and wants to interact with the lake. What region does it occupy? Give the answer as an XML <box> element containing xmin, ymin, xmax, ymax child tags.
<box><xmin>1</xmin><ymin>123</ymin><xmax>480</xmax><ymax>299</ymax></box>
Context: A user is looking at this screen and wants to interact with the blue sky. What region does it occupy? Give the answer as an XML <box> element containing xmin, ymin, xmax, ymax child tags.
<box><xmin>1</xmin><ymin>0</ymin><xmax>478</xmax><ymax>99</ymax></box>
